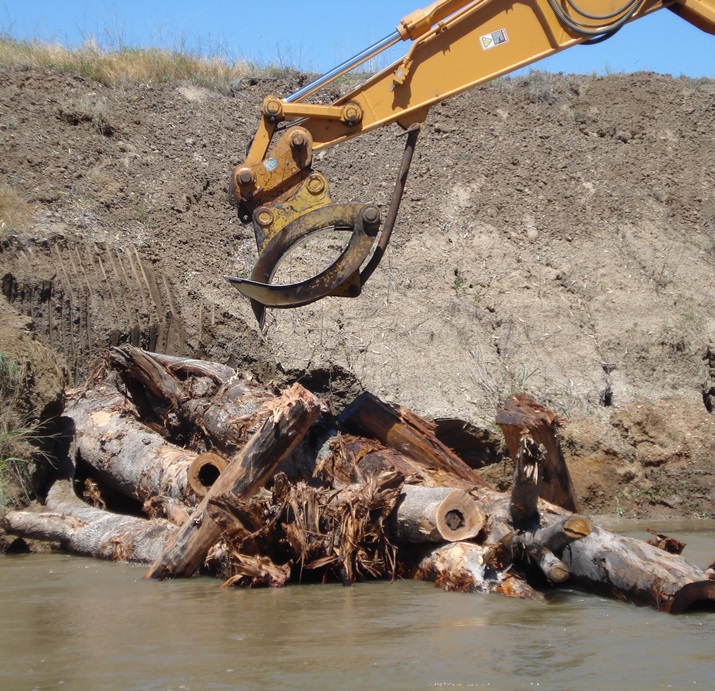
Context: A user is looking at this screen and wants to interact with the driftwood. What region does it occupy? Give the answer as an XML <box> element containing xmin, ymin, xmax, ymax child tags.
<box><xmin>5</xmin><ymin>348</ymin><xmax>714</xmax><ymax>614</ymax></box>
<box><xmin>145</xmin><ymin>383</ymin><xmax>321</xmax><ymax>580</ymax></box>
<box><xmin>3</xmin><ymin>480</ymin><xmax>177</xmax><ymax>563</ymax></box>
<box><xmin>391</xmin><ymin>485</ymin><xmax>485</xmax><ymax>543</ymax></box>
<box><xmin>341</xmin><ymin>392</ymin><xmax>491</xmax><ymax>488</ymax></box>
<box><xmin>65</xmin><ymin>381</ymin><xmax>201</xmax><ymax>518</ymax></box>
<box><xmin>111</xmin><ymin>345</ymin><xmax>277</xmax><ymax>457</ymax></box>
<box><xmin>497</xmin><ymin>393</ymin><xmax>578</xmax><ymax>512</ymax></box>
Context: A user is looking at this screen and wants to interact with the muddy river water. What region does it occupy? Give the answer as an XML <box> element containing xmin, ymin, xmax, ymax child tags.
<box><xmin>1</xmin><ymin>520</ymin><xmax>714</xmax><ymax>690</ymax></box>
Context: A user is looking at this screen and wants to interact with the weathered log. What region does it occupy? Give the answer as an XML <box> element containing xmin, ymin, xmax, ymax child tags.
<box><xmin>562</xmin><ymin>525</ymin><xmax>715</xmax><ymax>613</ymax></box>
<box><xmin>111</xmin><ymin>345</ymin><xmax>277</xmax><ymax>457</ymax></box>
<box><xmin>509</xmin><ymin>435</ymin><xmax>545</xmax><ymax>526</ymax></box>
<box><xmin>2</xmin><ymin>480</ymin><xmax>178</xmax><ymax>563</ymax></box>
<box><xmin>510</xmin><ymin>515</ymin><xmax>594</xmax><ymax>583</ymax></box>
<box><xmin>497</xmin><ymin>394</ymin><xmax>579</xmax><ymax>512</ymax></box>
<box><xmin>416</xmin><ymin>541</ymin><xmax>545</xmax><ymax>601</ymax></box>
<box><xmin>340</xmin><ymin>392</ymin><xmax>491</xmax><ymax>488</ymax></box>
<box><xmin>391</xmin><ymin>485</ymin><xmax>485</xmax><ymax>543</ymax></box>
<box><xmin>145</xmin><ymin>383</ymin><xmax>321</xmax><ymax>580</ymax></box>
<box><xmin>66</xmin><ymin>381</ymin><xmax>201</xmax><ymax>516</ymax></box>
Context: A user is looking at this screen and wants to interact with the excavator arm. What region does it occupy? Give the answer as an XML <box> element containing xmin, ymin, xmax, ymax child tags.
<box><xmin>225</xmin><ymin>0</ymin><xmax>715</xmax><ymax>326</ymax></box>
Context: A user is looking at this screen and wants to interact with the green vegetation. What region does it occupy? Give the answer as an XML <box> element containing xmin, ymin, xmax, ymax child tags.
<box><xmin>0</xmin><ymin>35</ymin><xmax>253</xmax><ymax>91</ymax></box>
<box><xmin>0</xmin><ymin>352</ymin><xmax>47</xmax><ymax>506</ymax></box>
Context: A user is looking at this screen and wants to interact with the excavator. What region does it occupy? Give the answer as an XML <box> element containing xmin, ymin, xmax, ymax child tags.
<box><xmin>225</xmin><ymin>0</ymin><xmax>715</xmax><ymax>326</ymax></box>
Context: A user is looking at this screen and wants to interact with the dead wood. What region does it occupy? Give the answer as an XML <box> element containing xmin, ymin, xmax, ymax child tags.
<box><xmin>416</xmin><ymin>541</ymin><xmax>545</xmax><ymax>601</ymax></box>
<box><xmin>187</xmin><ymin>452</ymin><xmax>228</xmax><ymax>497</ymax></box>
<box><xmin>65</xmin><ymin>380</ymin><xmax>201</xmax><ymax>518</ymax></box>
<box><xmin>562</xmin><ymin>524</ymin><xmax>715</xmax><ymax>612</ymax></box>
<box><xmin>509</xmin><ymin>434</ymin><xmax>545</xmax><ymax>526</ymax></box>
<box><xmin>340</xmin><ymin>392</ymin><xmax>491</xmax><ymax>488</ymax></box>
<box><xmin>3</xmin><ymin>480</ymin><xmax>178</xmax><ymax>564</ymax></box>
<box><xmin>390</xmin><ymin>485</ymin><xmax>485</xmax><ymax>543</ymax></box>
<box><xmin>497</xmin><ymin>394</ymin><xmax>578</xmax><ymax>512</ymax></box>
<box><xmin>145</xmin><ymin>383</ymin><xmax>321</xmax><ymax>580</ymax></box>
<box><xmin>210</xmin><ymin>469</ymin><xmax>405</xmax><ymax>587</ymax></box>
<box><xmin>111</xmin><ymin>345</ymin><xmax>277</xmax><ymax>457</ymax></box>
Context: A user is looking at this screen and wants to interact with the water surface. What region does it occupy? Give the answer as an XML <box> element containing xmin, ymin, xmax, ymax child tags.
<box><xmin>2</xmin><ymin>521</ymin><xmax>714</xmax><ymax>689</ymax></box>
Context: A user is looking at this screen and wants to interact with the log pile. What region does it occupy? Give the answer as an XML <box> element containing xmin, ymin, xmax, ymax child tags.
<box><xmin>3</xmin><ymin>346</ymin><xmax>715</xmax><ymax>614</ymax></box>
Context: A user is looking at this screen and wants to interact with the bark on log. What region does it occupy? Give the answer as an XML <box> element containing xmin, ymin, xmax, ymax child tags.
<box><xmin>341</xmin><ymin>392</ymin><xmax>491</xmax><ymax>488</ymax></box>
<box><xmin>66</xmin><ymin>382</ymin><xmax>201</xmax><ymax>514</ymax></box>
<box><xmin>437</xmin><ymin>483</ymin><xmax>715</xmax><ymax>611</ymax></box>
<box><xmin>145</xmin><ymin>383</ymin><xmax>321</xmax><ymax>580</ymax></box>
<box><xmin>391</xmin><ymin>485</ymin><xmax>485</xmax><ymax>543</ymax></box>
<box><xmin>2</xmin><ymin>480</ymin><xmax>178</xmax><ymax>564</ymax></box>
<box><xmin>562</xmin><ymin>525</ymin><xmax>715</xmax><ymax>613</ymax></box>
<box><xmin>111</xmin><ymin>345</ymin><xmax>277</xmax><ymax>457</ymax></box>
<box><xmin>497</xmin><ymin>394</ymin><xmax>579</xmax><ymax>512</ymax></box>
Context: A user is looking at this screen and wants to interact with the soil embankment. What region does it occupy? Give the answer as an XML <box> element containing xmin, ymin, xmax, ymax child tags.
<box><xmin>0</xmin><ymin>65</ymin><xmax>713</xmax><ymax>519</ymax></box>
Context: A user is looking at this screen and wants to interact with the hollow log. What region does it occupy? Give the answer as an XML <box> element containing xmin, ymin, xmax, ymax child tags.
<box><xmin>2</xmin><ymin>480</ymin><xmax>178</xmax><ymax>564</ymax></box>
<box><xmin>497</xmin><ymin>394</ymin><xmax>578</xmax><ymax>512</ymax></box>
<box><xmin>145</xmin><ymin>383</ymin><xmax>321</xmax><ymax>580</ymax></box>
<box><xmin>66</xmin><ymin>381</ymin><xmax>201</xmax><ymax>515</ymax></box>
<box><xmin>390</xmin><ymin>485</ymin><xmax>485</xmax><ymax>543</ymax></box>
<box><xmin>188</xmin><ymin>452</ymin><xmax>228</xmax><ymax>497</ymax></box>
<box><xmin>340</xmin><ymin>392</ymin><xmax>491</xmax><ymax>488</ymax></box>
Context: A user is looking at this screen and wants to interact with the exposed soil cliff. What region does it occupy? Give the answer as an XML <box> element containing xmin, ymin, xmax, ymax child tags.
<box><xmin>1</xmin><ymin>65</ymin><xmax>713</xmax><ymax>518</ymax></box>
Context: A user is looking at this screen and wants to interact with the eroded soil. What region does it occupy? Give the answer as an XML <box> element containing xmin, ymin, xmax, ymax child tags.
<box><xmin>1</xmin><ymin>65</ymin><xmax>714</xmax><ymax>519</ymax></box>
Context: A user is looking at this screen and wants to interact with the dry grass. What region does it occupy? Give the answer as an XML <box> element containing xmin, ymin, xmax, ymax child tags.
<box><xmin>0</xmin><ymin>36</ymin><xmax>253</xmax><ymax>91</ymax></box>
<box><xmin>0</xmin><ymin>185</ymin><xmax>33</xmax><ymax>234</ymax></box>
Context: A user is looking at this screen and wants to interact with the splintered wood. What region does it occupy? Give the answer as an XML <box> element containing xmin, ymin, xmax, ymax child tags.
<box><xmin>4</xmin><ymin>345</ymin><xmax>715</xmax><ymax>614</ymax></box>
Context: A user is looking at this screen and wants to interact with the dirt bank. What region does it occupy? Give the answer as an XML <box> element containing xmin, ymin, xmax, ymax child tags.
<box><xmin>0</xmin><ymin>65</ymin><xmax>713</xmax><ymax>519</ymax></box>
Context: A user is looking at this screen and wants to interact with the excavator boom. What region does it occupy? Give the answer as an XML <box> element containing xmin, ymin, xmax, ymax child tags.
<box><xmin>226</xmin><ymin>0</ymin><xmax>715</xmax><ymax>326</ymax></box>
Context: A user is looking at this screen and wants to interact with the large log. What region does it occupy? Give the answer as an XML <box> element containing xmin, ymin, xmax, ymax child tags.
<box><xmin>563</xmin><ymin>525</ymin><xmax>715</xmax><ymax>613</ymax></box>
<box><xmin>467</xmin><ymin>481</ymin><xmax>715</xmax><ymax>611</ymax></box>
<box><xmin>340</xmin><ymin>392</ymin><xmax>491</xmax><ymax>488</ymax></box>
<box><xmin>416</xmin><ymin>541</ymin><xmax>545</xmax><ymax>601</ymax></box>
<box><xmin>111</xmin><ymin>345</ymin><xmax>276</xmax><ymax>456</ymax></box>
<box><xmin>390</xmin><ymin>485</ymin><xmax>485</xmax><ymax>543</ymax></box>
<box><xmin>145</xmin><ymin>383</ymin><xmax>321</xmax><ymax>580</ymax></box>
<box><xmin>2</xmin><ymin>480</ymin><xmax>178</xmax><ymax>564</ymax></box>
<box><xmin>65</xmin><ymin>380</ymin><xmax>201</xmax><ymax>518</ymax></box>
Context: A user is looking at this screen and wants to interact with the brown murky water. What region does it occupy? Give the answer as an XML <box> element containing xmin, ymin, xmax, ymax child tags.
<box><xmin>1</xmin><ymin>521</ymin><xmax>714</xmax><ymax>690</ymax></box>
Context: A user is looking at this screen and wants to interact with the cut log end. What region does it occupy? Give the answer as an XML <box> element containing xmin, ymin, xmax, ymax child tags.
<box><xmin>188</xmin><ymin>453</ymin><xmax>228</xmax><ymax>497</ymax></box>
<box><xmin>435</xmin><ymin>490</ymin><xmax>486</xmax><ymax>542</ymax></box>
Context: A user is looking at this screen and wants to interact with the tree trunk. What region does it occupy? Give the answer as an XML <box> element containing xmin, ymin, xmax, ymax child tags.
<box><xmin>111</xmin><ymin>345</ymin><xmax>277</xmax><ymax>457</ymax></box>
<box><xmin>3</xmin><ymin>480</ymin><xmax>177</xmax><ymax>564</ymax></box>
<box><xmin>391</xmin><ymin>485</ymin><xmax>485</xmax><ymax>543</ymax></box>
<box><xmin>66</xmin><ymin>382</ymin><xmax>201</xmax><ymax>515</ymax></box>
<box><xmin>340</xmin><ymin>392</ymin><xmax>491</xmax><ymax>488</ymax></box>
<box><xmin>145</xmin><ymin>383</ymin><xmax>321</xmax><ymax>580</ymax></box>
<box><xmin>563</xmin><ymin>525</ymin><xmax>715</xmax><ymax>613</ymax></box>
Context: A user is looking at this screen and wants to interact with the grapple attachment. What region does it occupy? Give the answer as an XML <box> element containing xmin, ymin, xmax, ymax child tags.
<box><xmin>225</xmin><ymin>203</ymin><xmax>381</xmax><ymax>327</ymax></box>
<box><xmin>227</xmin><ymin>117</ymin><xmax>420</xmax><ymax>327</ymax></box>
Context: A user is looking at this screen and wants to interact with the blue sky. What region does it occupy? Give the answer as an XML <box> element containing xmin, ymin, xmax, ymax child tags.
<box><xmin>2</xmin><ymin>0</ymin><xmax>714</xmax><ymax>77</ymax></box>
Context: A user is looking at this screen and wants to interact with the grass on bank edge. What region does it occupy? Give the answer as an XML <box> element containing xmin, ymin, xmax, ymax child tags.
<box><xmin>0</xmin><ymin>352</ymin><xmax>50</xmax><ymax>507</ymax></box>
<box><xmin>0</xmin><ymin>35</ymin><xmax>256</xmax><ymax>92</ymax></box>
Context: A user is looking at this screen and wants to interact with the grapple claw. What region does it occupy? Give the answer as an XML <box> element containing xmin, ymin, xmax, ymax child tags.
<box><xmin>225</xmin><ymin>203</ymin><xmax>381</xmax><ymax>326</ymax></box>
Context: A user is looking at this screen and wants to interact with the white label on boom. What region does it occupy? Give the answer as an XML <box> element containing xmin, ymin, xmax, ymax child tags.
<box><xmin>480</xmin><ymin>29</ymin><xmax>509</xmax><ymax>50</ymax></box>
